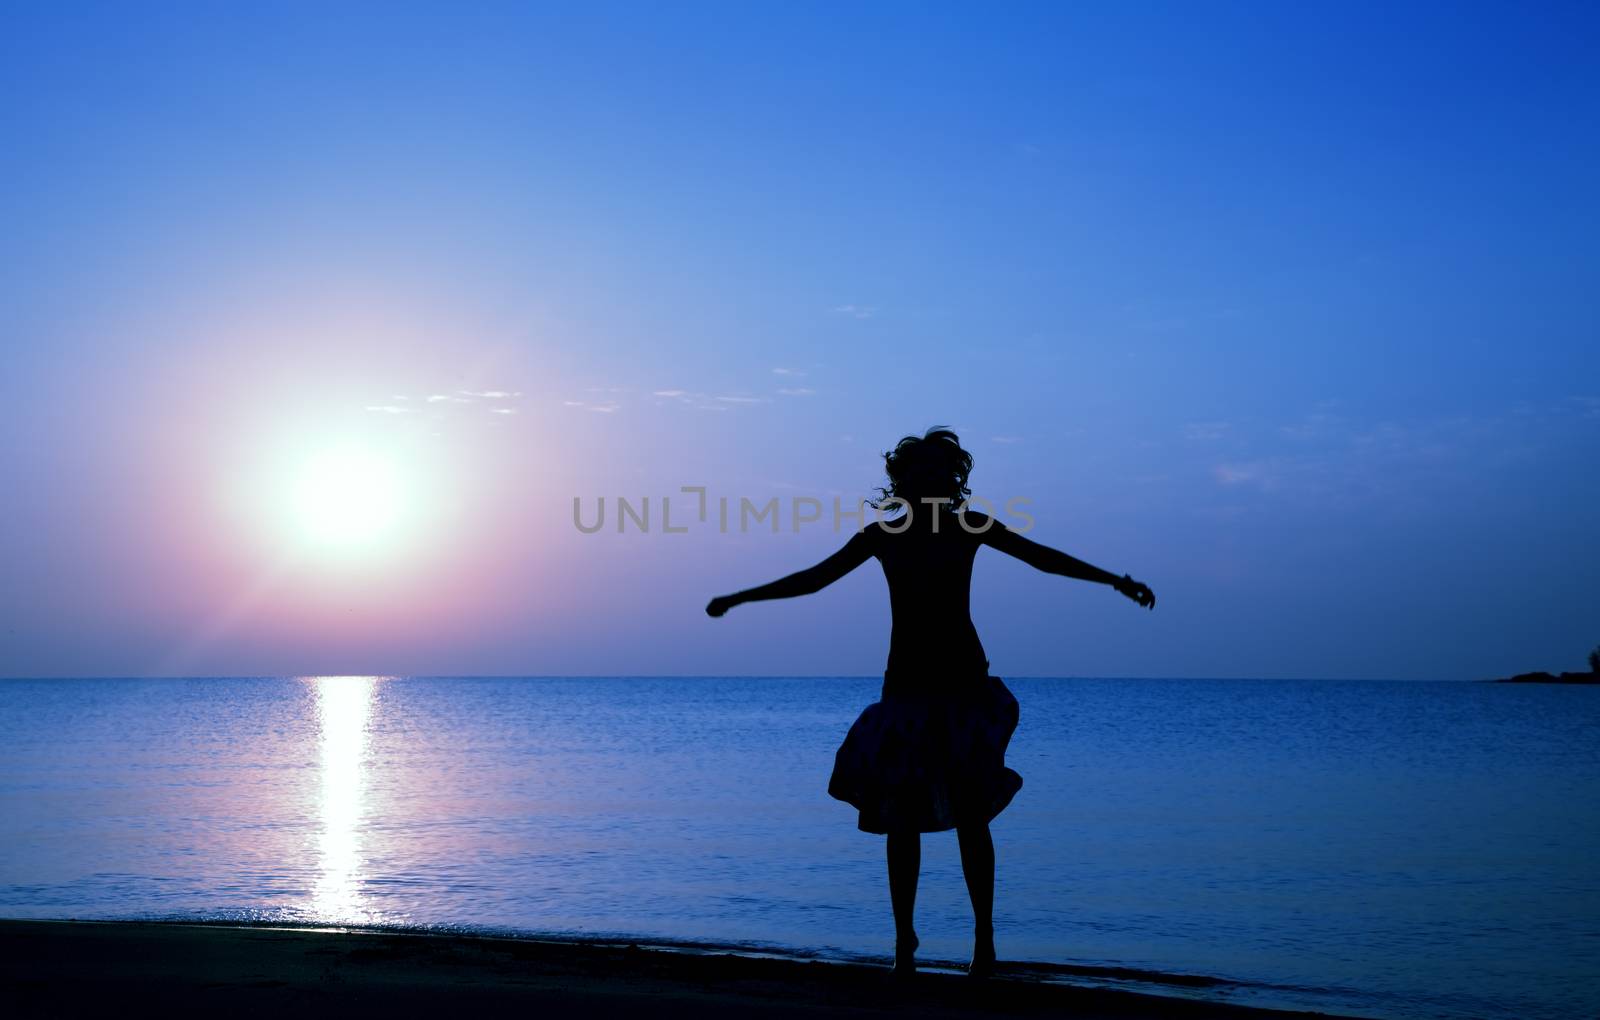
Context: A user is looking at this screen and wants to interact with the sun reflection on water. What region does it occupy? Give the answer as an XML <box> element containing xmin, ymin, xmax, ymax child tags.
<box><xmin>308</xmin><ymin>675</ymin><xmax>378</xmax><ymax>922</ymax></box>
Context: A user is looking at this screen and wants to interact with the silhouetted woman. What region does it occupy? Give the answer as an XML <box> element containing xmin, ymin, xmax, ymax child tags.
<box><xmin>706</xmin><ymin>428</ymin><xmax>1155</xmax><ymax>977</ymax></box>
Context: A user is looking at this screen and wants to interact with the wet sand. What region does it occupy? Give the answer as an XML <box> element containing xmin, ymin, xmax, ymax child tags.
<box><xmin>0</xmin><ymin>919</ymin><xmax>1369</xmax><ymax>1019</ymax></box>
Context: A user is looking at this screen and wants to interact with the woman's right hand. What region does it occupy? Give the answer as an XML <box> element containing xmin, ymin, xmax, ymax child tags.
<box><xmin>705</xmin><ymin>595</ymin><xmax>736</xmax><ymax>617</ymax></box>
<box><xmin>1115</xmin><ymin>575</ymin><xmax>1156</xmax><ymax>610</ymax></box>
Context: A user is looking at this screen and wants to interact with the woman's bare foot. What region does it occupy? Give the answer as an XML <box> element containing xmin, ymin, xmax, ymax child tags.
<box><xmin>968</xmin><ymin>928</ymin><xmax>995</xmax><ymax>979</ymax></box>
<box><xmin>892</xmin><ymin>932</ymin><xmax>919</xmax><ymax>977</ymax></box>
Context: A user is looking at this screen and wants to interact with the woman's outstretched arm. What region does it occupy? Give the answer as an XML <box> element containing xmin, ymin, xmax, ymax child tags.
<box><xmin>706</xmin><ymin>529</ymin><xmax>875</xmax><ymax>617</ymax></box>
<box><xmin>980</xmin><ymin>518</ymin><xmax>1156</xmax><ymax>609</ymax></box>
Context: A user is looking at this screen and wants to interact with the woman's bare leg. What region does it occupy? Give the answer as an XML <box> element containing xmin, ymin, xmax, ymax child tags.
<box><xmin>957</xmin><ymin>823</ymin><xmax>996</xmax><ymax>976</ymax></box>
<box><xmin>886</xmin><ymin>830</ymin><xmax>920</xmax><ymax>972</ymax></box>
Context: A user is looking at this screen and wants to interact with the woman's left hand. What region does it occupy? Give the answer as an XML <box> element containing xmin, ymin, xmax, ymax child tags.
<box><xmin>705</xmin><ymin>595</ymin><xmax>736</xmax><ymax>617</ymax></box>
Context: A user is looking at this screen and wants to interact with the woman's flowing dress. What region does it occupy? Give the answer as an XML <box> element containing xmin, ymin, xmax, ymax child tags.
<box><xmin>828</xmin><ymin>670</ymin><xmax>1022</xmax><ymax>834</ymax></box>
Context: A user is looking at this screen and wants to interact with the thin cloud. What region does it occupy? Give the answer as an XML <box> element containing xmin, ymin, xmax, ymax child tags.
<box><xmin>833</xmin><ymin>304</ymin><xmax>877</xmax><ymax>319</ymax></box>
<box><xmin>380</xmin><ymin>388</ymin><xmax>521</xmax><ymax>415</ymax></box>
<box><xmin>653</xmin><ymin>389</ymin><xmax>711</xmax><ymax>409</ymax></box>
<box><xmin>990</xmin><ymin>435</ymin><xmax>1022</xmax><ymax>445</ymax></box>
<box><xmin>1203</xmin><ymin>406</ymin><xmax>1543</xmax><ymax>506</ymax></box>
<box><xmin>772</xmin><ymin>367</ymin><xmax>807</xmax><ymax>377</ymax></box>
<box><xmin>1279</xmin><ymin>412</ymin><xmax>1344</xmax><ymax>441</ymax></box>
<box><xmin>1184</xmin><ymin>422</ymin><xmax>1232</xmax><ymax>441</ymax></box>
<box><xmin>652</xmin><ymin>388</ymin><xmax>771</xmax><ymax>411</ymax></box>
<box><xmin>1213</xmin><ymin>462</ymin><xmax>1264</xmax><ymax>486</ymax></box>
<box><xmin>559</xmin><ymin>386</ymin><xmax>633</xmax><ymax>414</ymax></box>
<box><xmin>777</xmin><ymin>387</ymin><xmax>816</xmax><ymax>397</ymax></box>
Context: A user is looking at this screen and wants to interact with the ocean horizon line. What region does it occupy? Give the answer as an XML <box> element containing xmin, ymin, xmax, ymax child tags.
<box><xmin>0</xmin><ymin>673</ymin><xmax>1486</xmax><ymax>683</ymax></box>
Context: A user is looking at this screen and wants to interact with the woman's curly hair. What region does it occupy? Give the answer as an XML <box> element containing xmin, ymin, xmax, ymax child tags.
<box><xmin>870</xmin><ymin>427</ymin><xmax>974</xmax><ymax>510</ymax></box>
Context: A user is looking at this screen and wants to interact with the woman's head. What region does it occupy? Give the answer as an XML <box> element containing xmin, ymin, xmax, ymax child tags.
<box><xmin>872</xmin><ymin>427</ymin><xmax>973</xmax><ymax>509</ymax></box>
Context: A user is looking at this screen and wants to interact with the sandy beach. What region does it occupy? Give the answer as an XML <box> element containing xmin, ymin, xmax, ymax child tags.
<box><xmin>0</xmin><ymin>920</ymin><xmax>1370</xmax><ymax>1019</ymax></box>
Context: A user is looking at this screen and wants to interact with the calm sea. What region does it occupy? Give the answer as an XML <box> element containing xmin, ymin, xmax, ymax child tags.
<box><xmin>0</xmin><ymin>677</ymin><xmax>1595</xmax><ymax>1019</ymax></box>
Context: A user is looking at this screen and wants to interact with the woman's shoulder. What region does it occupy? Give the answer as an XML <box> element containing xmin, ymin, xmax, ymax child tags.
<box><xmin>953</xmin><ymin>507</ymin><xmax>996</xmax><ymax>531</ymax></box>
<box><xmin>845</xmin><ymin>520</ymin><xmax>884</xmax><ymax>549</ymax></box>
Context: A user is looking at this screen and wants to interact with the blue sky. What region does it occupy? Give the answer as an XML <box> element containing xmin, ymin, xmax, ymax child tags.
<box><xmin>1</xmin><ymin>2</ymin><xmax>1596</xmax><ymax>680</ymax></box>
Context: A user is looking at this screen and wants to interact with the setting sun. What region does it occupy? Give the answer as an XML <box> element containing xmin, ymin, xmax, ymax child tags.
<box><xmin>290</xmin><ymin>443</ymin><xmax>406</xmax><ymax>555</ymax></box>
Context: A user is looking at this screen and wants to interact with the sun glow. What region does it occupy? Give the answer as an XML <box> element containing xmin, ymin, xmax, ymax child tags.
<box><xmin>222</xmin><ymin>397</ymin><xmax>477</xmax><ymax>581</ymax></box>
<box><xmin>290</xmin><ymin>443</ymin><xmax>406</xmax><ymax>553</ymax></box>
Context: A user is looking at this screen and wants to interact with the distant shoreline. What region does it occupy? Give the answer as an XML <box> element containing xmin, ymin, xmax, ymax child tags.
<box><xmin>0</xmin><ymin>919</ymin><xmax>1371</xmax><ymax>1020</ymax></box>
<box><xmin>1488</xmin><ymin>671</ymin><xmax>1599</xmax><ymax>684</ymax></box>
